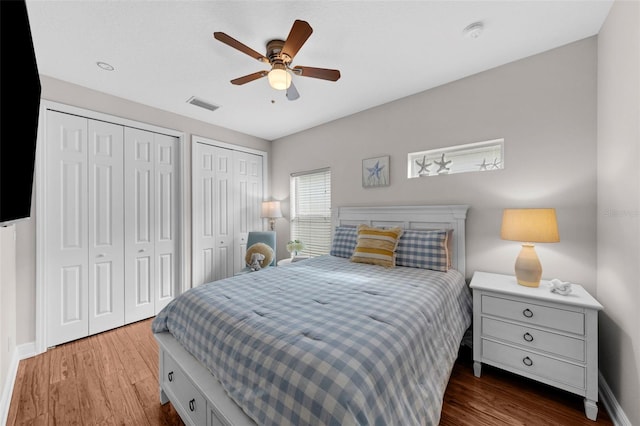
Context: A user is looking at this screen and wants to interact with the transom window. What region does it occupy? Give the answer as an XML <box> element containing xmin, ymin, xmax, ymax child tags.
<box><xmin>407</xmin><ymin>139</ymin><xmax>504</xmax><ymax>178</ymax></box>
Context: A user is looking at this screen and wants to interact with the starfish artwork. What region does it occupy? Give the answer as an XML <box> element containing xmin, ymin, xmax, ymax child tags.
<box><xmin>434</xmin><ymin>153</ymin><xmax>452</xmax><ymax>173</ymax></box>
<box><xmin>367</xmin><ymin>160</ymin><xmax>385</xmax><ymax>181</ymax></box>
<box><xmin>491</xmin><ymin>158</ymin><xmax>502</xmax><ymax>169</ymax></box>
<box><xmin>363</xmin><ymin>156</ymin><xmax>389</xmax><ymax>187</ymax></box>
<box><xmin>415</xmin><ymin>156</ymin><xmax>432</xmax><ymax>175</ymax></box>
<box><xmin>478</xmin><ymin>158</ymin><xmax>489</xmax><ymax>171</ymax></box>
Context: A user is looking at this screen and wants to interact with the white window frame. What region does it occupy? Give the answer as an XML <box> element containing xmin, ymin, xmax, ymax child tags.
<box><xmin>289</xmin><ymin>168</ymin><xmax>331</xmax><ymax>257</ymax></box>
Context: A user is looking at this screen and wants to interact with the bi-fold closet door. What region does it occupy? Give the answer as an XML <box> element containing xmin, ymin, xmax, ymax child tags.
<box><xmin>192</xmin><ymin>142</ymin><xmax>263</xmax><ymax>287</ymax></box>
<box><xmin>124</xmin><ymin>127</ymin><xmax>178</xmax><ymax>323</ymax></box>
<box><xmin>45</xmin><ymin>112</ymin><xmax>125</xmax><ymax>343</ymax></box>
<box><xmin>45</xmin><ymin>110</ymin><xmax>178</xmax><ymax>347</ymax></box>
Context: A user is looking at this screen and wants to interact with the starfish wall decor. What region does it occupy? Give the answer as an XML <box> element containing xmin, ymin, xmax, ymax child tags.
<box><xmin>362</xmin><ymin>155</ymin><xmax>390</xmax><ymax>188</ymax></box>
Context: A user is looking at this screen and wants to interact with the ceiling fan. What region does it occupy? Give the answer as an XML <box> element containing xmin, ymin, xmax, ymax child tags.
<box><xmin>213</xmin><ymin>20</ymin><xmax>341</xmax><ymax>101</ymax></box>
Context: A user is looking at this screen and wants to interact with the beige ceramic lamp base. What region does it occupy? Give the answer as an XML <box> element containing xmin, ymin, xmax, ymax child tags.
<box><xmin>514</xmin><ymin>243</ymin><xmax>542</xmax><ymax>287</ymax></box>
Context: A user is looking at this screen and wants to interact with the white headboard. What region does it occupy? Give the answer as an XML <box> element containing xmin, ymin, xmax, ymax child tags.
<box><xmin>332</xmin><ymin>205</ymin><xmax>469</xmax><ymax>276</ymax></box>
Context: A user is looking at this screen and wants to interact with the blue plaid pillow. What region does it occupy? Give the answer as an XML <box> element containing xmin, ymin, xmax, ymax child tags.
<box><xmin>329</xmin><ymin>226</ymin><xmax>358</xmax><ymax>258</ymax></box>
<box><xmin>396</xmin><ymin>229</ymin><xmax>450</xmax><ymax>272</ymax></box>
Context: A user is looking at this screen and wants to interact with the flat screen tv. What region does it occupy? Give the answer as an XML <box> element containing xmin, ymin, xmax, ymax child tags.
<box><xmin>0</xmin><ymin>0</ymin><xmax>42</xmax><ymax>226</ymax></box>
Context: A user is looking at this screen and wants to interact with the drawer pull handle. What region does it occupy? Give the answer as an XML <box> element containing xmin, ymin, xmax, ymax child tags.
<box><xmin>523</xmin><ymin>332</ymin><xmax>534</xmax><ymax>342</ymax></box>
<box><xmin>523</xmin><ymin>356</ymin><xmax>533</xmax><ymax>367</ymax></box>
<box><xmin>189</xmin><ymin>399</ymin><xmax>196</xmax><ymax>412</ymax></box>
<box><xmin>522</xmin><ymin>308</ymin><xmax>533</xmax><ymax>318</ymax></box>
<box><xmin>167</xmin><ymin>371</ymin><xmax>174</xmax><ymax>382</ymax></box>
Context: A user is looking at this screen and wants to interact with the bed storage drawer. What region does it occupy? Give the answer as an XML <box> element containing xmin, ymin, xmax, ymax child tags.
<box><xmin>481</xmin><ymin>294</ymin><xmax>584</xmax><ymax>334</ymax></box>
<box><xmin>162</xmin><ymin>350</ymin><xmax>208</xmax><ymax>426</ymax></box>
<box><xmin>482</xmin><ymin>339</ymin><xmax>585</xmax><ymax>390</ymax></box>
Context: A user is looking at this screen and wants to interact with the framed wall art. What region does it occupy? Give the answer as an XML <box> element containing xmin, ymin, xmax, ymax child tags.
<box><xmin>362</xmin><ymin>155</ymin><xmax>390</xmax><ymax>188</ymax></box>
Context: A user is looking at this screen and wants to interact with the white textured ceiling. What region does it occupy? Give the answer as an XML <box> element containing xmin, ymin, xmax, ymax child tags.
<box><xmin>25</xmin><ymin>1</ymin><xmax>613</xmax><ymax>141</ymax></box>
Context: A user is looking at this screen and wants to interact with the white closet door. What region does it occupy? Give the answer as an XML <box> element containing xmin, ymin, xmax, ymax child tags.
<box><xmin>87</xmin><ymin>120</ymin><xmax>125</xmax><ymax>334</ymax></box>
<box><xmin>234</xmin><ymin>151</ymin><xmax>264</xmax><ymax>273</ymax></box>
<box><xmin>46</xmin><ymin>111</ymin><xmax>89</xmax><ymax>346</ymax></box>
<box><xmin>154</xmin><ymin>133</ymin><xmax>178</xmax><ymax>313</ymax></box>
<box><xmin>192</xmin><ymin>143</ymin><xmax>235</xmax><ymax>286</ymax></box>
<box><xmin>124</xmin><ymin>127</ymin><xmax>155</xmax><ymax>322</ymax></box>
<box><xmin>214</xmin><ymin>147</ymin><xmax>235</xmax><ymax>280</ymax></box>
<box><xmin>192</xmin><ymin>142</ymin><xmax>216</xmax><ymax>286</ymax></box>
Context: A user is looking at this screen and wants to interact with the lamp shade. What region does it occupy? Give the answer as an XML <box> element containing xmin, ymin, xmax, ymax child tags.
<box><xmin>501</xmin><ymin>208</ymin><xmax>559</xmax><ymax>243</ymax></box>
<box><xmin>261</xmin><ymin>201</ymin><xmax>282</xmax><ymax>219</ymax></box>
<box><xmin>267</xmin><ymin>65</ymin><xmax>291</xmax><ymax>91</ymax></box>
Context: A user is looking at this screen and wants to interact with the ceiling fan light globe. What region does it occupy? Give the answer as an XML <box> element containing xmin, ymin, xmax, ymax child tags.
<box><xmin>268</xmin><ymin>67</ymin><xmax>291</xmax><ymax>90</ymax></box>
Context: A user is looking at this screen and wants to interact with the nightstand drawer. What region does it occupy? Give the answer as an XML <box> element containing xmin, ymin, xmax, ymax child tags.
<box><xmin>483</xmin><ymin>339</ymin><xmax>585</xmax><ymax>390</ymax></box>
<box><xmin>482</xmin><ymin>295</ymin><xmax>584</xmax><ymax>335</ymax></box>
<box><xmin>482</xmin><ymin>317</ymin><xmax>585</xmax><ymax>361</ymax></box>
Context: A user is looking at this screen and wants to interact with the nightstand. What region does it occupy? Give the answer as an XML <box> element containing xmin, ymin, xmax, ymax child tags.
<box><xmin>277</xmin><ymin>256</ymin><xmax>310</xmax><ymax>266</ymax></box>
<box><xmin>470</xmin><ymin>271</ymin><xmax>603</xmax><ymax>421</ymax></box>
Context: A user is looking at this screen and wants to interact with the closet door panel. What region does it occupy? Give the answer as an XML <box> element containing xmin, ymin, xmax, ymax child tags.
<box><xmin>192</xmin><ymin>144</ymin><xmax>235</xmax><ymax>285</ymax></box>
<box><xmin>124</xmin><ymin>127</ymin><xmax>155</xmax><ymax>323</ymax></box>
<box><xmin>192</xmin><ymin>143</ymin><xmax>216</xmax><ymax>287</ymax></box>
<box><xmin>154</xmin><ymin>134</ymin><xmax>178</xmax><ymax>312</ymax></box>
<box><xmin>214</xmin><ymin>148</ymin><xmax>234</xmax><ymax>280</ymax></box>
<box><xmin>87</xmin><ymin>120</ymin><xmax>125</xmax><ymax>334</ymax></box>
<box><xmin>234</xmin><ymin>152</ymin><xmax>264</xmax><ymax>273</ymax></box>
<box><xmin>46</xmin><ymin>111</ymin><xmax>89</xmax><ymax>346</ymax></box>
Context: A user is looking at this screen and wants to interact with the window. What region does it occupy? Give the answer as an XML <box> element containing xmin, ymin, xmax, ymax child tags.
<box><xmin>290</xmin><ymin>168</ymin><xmax>331</xmax><ymax>257</ymax></box>
<box><xmin>407</xmin><ymin>138</ymin><xmax>504</xmax><ymax>178</ymax></box>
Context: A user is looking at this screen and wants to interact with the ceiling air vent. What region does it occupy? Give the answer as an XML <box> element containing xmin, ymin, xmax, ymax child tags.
<box><xmin>186</xmin><ymin>96</ymin><xmax>220</xmax><ymax>112</ymax></box>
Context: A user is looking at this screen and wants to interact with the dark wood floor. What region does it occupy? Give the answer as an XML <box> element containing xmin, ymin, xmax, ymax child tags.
<box><xmin>8</xmin><ymin>319</ymin><xmax>613</xmax><ymax>425</ymax></box>
<box><xmin>441</xmin><ymin>346</ymin><xmax>613</xmax><ymax>425</ymax></box>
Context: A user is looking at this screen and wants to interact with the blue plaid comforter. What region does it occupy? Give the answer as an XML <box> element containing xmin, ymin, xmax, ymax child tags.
<box><xmin>152</xmin><ymin>255</ymin><xmax>472</xmax><ymax>425</ymax></box>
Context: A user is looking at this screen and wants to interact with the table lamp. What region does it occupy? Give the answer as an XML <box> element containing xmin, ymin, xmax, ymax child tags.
<box><xmin>261</xmin><ymin>201</ymin><xmax>282</xmax><ymax>231</ymax></box>
<box><xmin>500</xmin><ymin>208</ymin><xmax>559</xmax><ymax>287</ymax></box>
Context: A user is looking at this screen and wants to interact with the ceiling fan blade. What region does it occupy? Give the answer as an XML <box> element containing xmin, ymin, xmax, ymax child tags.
<box><xmin>230</xmin><ymin>71</ymin><xmax>268</xmax><ymax>85</ymax></box>
<box><xmin>281</xmin><ymin>20</ymin><xmax>313</xmax><ymax>61</ymax></box>
<box><xmin>293</xmin><ymin>66</ymin><xmax>341</xmax><ymax>81</ymax></box>
<box><xmin>286</xmin><ymin>82</ymin><xmax>300</xmax><ymax>101</ymax></box>
<box><xmin>214</xmin><ymin>32</ymin><xmax>268</xmax><ymax>63</ymax></box>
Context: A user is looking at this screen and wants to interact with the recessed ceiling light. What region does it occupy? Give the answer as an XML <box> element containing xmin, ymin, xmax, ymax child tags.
<box><xmin>96</xmin><ymin>61</ymin><xmax>115</xmax><ymax>71</ymax></box>
<box><xmin>463</xmin><ymin>22</ymin><xmax>484</xmax><ymax>39</ymax></box>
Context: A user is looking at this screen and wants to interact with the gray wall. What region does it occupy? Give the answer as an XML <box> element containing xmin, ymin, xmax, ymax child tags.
<box><xmin>14</xmin><ymin>76</ymin><xmax>271</xmax><ymax>345</ymax></box>
<box><xmin>597</xmin><ymin>0</ymin><xmax>640</xmax><ymax>424</ymax></box>
<box><xmin>272</xmin><ymin>38</ymin><xmax>598</xmax><ymax>295</ymax></box>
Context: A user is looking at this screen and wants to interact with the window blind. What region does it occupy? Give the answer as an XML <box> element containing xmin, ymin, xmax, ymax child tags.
<box><xmin>290</xmin><ymin>168</ymin><xmax>331</xmax><ymax>257</ymax></box>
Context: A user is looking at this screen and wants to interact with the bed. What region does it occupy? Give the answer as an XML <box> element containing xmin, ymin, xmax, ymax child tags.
<box><xmin>153</xmin><ymin>205</ymin><xmax>471</xmax><ymax>426</ymax></box>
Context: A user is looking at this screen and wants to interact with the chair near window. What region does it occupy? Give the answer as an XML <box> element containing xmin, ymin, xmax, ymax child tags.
<box><xmin>236</xmin><ymin>231</ymin><xmax>277</xmax><ymax>275</ymax></box>
<box><xmin>247</xmin><ymin>231</ymin><xmax>276</xmax><ymax>266</ymax></box>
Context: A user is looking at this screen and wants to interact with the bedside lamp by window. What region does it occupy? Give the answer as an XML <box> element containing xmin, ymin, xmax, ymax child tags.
<box><xmin>261</xmin><ymin>201</ymin><xmax>282</xmax><ymax>231</ymax></box>
<box><xmin>501</xmin><ymin>208</ymin><xmax>559</xmax><ymax>287</ymax></box>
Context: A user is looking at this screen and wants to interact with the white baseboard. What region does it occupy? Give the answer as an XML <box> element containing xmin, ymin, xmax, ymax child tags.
<box><xmin>0</xmin><ymin>347</ymin><xmax>20</xmax><ymax>426</ymax></box>
<box><xmin>0</xmin><ymin>342</ymin><xmax>36</xmax><ymax>426</ymax></box>
<box><xmin>17</xmin><ymin>342</ymin><xmax>37</xmax><ymax>360</ymax></box>
<box><xmin>599</xmin><ymin>371</ymin><xmax>632</xmax><ymax>426</ymax></box>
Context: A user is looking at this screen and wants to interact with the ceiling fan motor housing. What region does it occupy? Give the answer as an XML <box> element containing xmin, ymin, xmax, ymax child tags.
<box><xmin>267</xmin><ymin>39</ymin><xmax>290</xmax><ymax>64</ymax></box>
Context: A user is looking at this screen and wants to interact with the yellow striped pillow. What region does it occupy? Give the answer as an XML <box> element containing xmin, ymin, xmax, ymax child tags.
<box><xmin>351</xmin><ymin>225</ymin><xmax>404</xmax><ymax>268</ymax></box>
